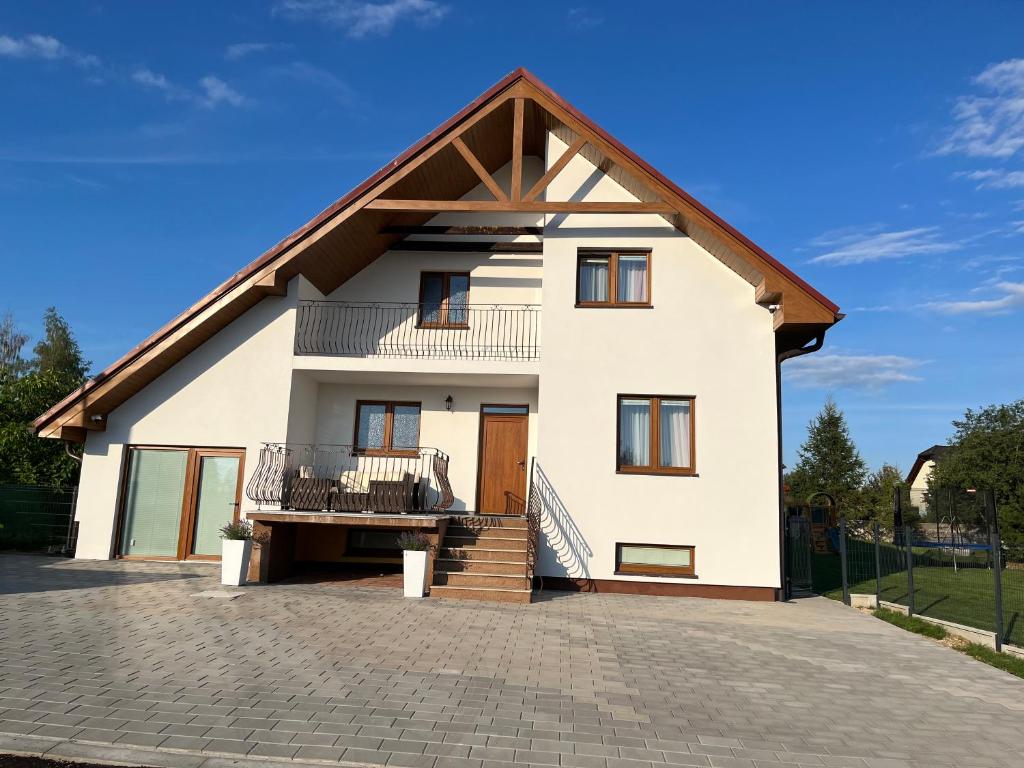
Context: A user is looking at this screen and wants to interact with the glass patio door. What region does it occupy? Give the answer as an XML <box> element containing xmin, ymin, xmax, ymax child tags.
<box><xmin>118</xmin><ymin>446</ymin><xmax>244</xmax><ymax>560</ymax></box>
<box><xmin>188</xmin><ymin>453</ymin><xmax>242</xmax><ymax>558</ymax></box>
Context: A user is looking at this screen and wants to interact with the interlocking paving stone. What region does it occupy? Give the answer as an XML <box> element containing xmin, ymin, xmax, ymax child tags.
<box><xmin>1</xmin><ymin>556</ymin><xmax>1023</xmax><ymax>768</ymax></box>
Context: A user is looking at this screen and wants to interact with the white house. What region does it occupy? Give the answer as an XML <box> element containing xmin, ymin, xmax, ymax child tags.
<box><xmin>34</xmin><ymin>69</ymin><xmax>841</xmax><ymax>602</ymax></box>
<box><xmin>907</xmin><ymin>444</ymin><xmax>949</xmax><ymax>517</ymax></box>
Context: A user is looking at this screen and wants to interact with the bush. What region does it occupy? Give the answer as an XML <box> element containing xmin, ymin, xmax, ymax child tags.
<box><xmin>219</xmin><ymin>519</ymin><xmax>253</xmax><ymax>540</ymax></box>
<box><xmin>397</xmin><ymin>530</ymin><xmax>431</xmax><ymax>551</ymax></box>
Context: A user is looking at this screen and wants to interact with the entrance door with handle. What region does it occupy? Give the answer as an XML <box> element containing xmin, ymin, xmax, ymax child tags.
<box><xmin>477</xmin><ymin>406</ymin><xmax>529</xmax><ymax>515</ymax></box>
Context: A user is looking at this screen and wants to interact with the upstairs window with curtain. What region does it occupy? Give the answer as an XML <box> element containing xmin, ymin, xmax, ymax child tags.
<box><xmin>617</xmin><ymin>395</ymin><xmax>695</xmax><ymax>475</ymax></box>
<box><xmin>576</xmin><ymin>250</ymin><xmax>650</xmax><ymax>307</ymax></box>
<box><xmin>419</xmin><ymin>272</ymin><xmax>470</xmax><ymax>328</ymax></box>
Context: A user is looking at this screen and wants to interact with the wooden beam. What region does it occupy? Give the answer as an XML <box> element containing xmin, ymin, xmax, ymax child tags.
<box><xmin>523</xmin><ymin>136</ymin><xmax>586</xmax><ymax>203</ymax></box>
<box><xmin>389</xmin><ymin>240</ymin><xmax>543</xmax><ymax>253</ymax></box>
<box><xmin>379</xmin><ymin>225</ymin><xmax>543</xmax><ymax>236</ymax></box>
<box><xmin>366</xmin><ymin>200</ymin><xmax>676</xmax><ymax>213</ymax></box>
<box><xmin>452</xmin><ymin>136</ymin><xmax>508</xmax><ymax>202</ymax></box>
<box><xmin>511</xmin><ymin>97</ymin><xmax>524</xmax><ymax>201</ymax></box>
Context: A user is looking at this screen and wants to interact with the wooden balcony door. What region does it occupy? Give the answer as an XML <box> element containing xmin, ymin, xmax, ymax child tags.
<box><xmin>476</xmin><ymin>406</ymin><xmax>529</xmax><ymax>515</ymax></box>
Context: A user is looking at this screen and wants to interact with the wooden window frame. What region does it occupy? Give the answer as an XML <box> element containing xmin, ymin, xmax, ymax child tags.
<box><xmin>576</xmin><ymin>249</ymin><xmax>652</xmax><ymax>308</ymax></box>
<box><xmin>113</xmin><ymin>445</ymin><xmax>245</xmax><ymax>562</ymax></box>
<box><xmin>616</xmin><ymin>394</ymin><xmax>696</xmax><ymax>476</ymax></box>
<box><xmin>353</xmin><ymin>400</ymin><xmax>422</xmax><ymax>456</ymax></box>
<box><xmin>418</xmin><ymin>271</ymin><xmax>471</xmax><ymax>328</ymax></box>
<box><xmin>615</xmin><ymin>542</ymin><xmax>696</xmax><ymax>577</ymax></box>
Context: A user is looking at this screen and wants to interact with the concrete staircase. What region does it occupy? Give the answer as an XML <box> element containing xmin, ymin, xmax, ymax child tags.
<box><xmin>429</xmin><ymin>516</ymin><xmax>533</xmax><ymax>603</ymax></box>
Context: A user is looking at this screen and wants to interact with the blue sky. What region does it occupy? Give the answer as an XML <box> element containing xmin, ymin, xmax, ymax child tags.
<box><xmin>2</xmin><ymin>1</ymin><xmax>1022</xmax><ymax>473</ymax></box>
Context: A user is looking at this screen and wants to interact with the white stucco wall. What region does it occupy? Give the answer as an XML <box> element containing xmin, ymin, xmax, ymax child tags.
<box><xmin>311</xmin><ymin>382</ymin><xmax>538</xmax><ymax>512</ymax></box>
<box><xmin>533</xmin><ymin>134</ymin><xmax>780</xmax><ymax>589</ymax></box>
<box><xmin>71</xmin><ymin>136</ymin><xmax>783</xmax><ymax>592</ymax></box>
<box><xmin>909</xmin><ymin>460</ymin><xmax>935</xmax><ymax>515</ymax></box>
<box><xmin>74</xmin><ymin>281</ymin><xmax>300</xmax><ymax>559</ymax></box>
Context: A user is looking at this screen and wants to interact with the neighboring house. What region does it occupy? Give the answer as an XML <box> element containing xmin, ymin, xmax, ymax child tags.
<box><xmin>906</xmin><ymin>444</ymin><xmax>949</xmax><ymax>517</ymax></box>
<box><xmin>33</xmin><ymin>69</ymin><xmax>840</xmax><ymax>602</ymax></box>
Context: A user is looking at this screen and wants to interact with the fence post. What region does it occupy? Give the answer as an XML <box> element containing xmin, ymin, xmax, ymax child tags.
<box><xmin>984</xmin><ymin>490</ymin><xmax>1004</xmax><ymax>653</ymax></box>
<box><xmin>839</xmin><ymin>516</ymin><xmax>850</xmax><ymax>606</ymax></box>
<box><xmin>873</xmin><ymin>521</ymin><xmax>882</xmax><ymax>607</ymax></box>
<box><xmin>905</xmin><ymin>524</ymin><xmax>915</xmax><ymax>617</ymax></box>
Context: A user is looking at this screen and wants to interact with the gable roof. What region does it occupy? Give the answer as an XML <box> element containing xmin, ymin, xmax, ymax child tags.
<box><xmin>35</xmin><ymin>67</ymin><xmax>840</xmax><ymax>441</ymax></box>
<box><xmin>906</xmin><ymin>444</ymin><xmax>950</xmax><ymax>485</ymax></box>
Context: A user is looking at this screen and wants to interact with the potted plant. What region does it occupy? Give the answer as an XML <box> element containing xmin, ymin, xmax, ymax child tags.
<box><xmin>397</xmin><ymin>530</ymin><xmax>432</xmax><ymax>598</ymax></box>
<box><xmin>219</xmin><ymin>519</ymin><xmax>253</xmax><ymax>586</ymax></box>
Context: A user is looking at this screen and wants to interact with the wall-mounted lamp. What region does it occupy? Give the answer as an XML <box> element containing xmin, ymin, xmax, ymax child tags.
<box><xmin>89</xmin><ymin>414</ymin><xmax>105</xmax><ymax>423</ymax></box>
<box><xmin>445</xmin><ymin>395</ymin><xmax>453</xmax><ymax>412</ymax></box>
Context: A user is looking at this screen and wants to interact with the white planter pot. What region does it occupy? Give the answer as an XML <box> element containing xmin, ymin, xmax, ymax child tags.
<box><xmin>221</xmin><ymin>539</ymin><xmax>253</xmax><ymax>586</ymax></box>
<box><xmin>403</xmin><ymin>549</ymin><xmax>429</xmax><ymax>598</ymax></box>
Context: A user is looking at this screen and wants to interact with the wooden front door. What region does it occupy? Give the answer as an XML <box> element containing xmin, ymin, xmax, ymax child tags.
<box><xmin>477</xmin><ymin>406</ymin><xmax>529</xmax><ymax>515</ymax></box>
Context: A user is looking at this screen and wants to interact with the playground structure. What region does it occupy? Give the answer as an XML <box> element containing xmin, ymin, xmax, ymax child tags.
<box><xmin>787</xmin><ymin>492</ymin><xmax>838</xmax><ymax>554</ymax></box>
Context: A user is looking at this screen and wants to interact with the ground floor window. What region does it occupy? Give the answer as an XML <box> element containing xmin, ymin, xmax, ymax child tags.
<box><xmin>617</xmin><ymin>395</ymin><xmax>695</xmax><ymax>475</ymax></box>
<box><xmin>616</xmin><ymin>543</ymin><xmax>695</xmax><ymax>577</ymax></box>
<box><xmin>118</xmin><ymin>446</ymin><xmax>243</xmax><ymax>560</ymax></box>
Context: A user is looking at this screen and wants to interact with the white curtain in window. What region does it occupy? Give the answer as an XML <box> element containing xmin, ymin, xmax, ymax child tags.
<box><xmin>617</xmin><ymin>255</ymin><xmax>648</xmax><ymax>302</ymax></box>
<box><xmin>618</xmin><ymin>399</ymin><xmax>651</xmax><ymax>466</ymax></box>
<box><xmin>579</xmin><ymin>258</ymin><xmax>609</xmax><ymax>302</ymax></box>
<box><xmin>659</xmin><ymin>399</ymin><xmax>691</xmax><ymax>467</ymax></box>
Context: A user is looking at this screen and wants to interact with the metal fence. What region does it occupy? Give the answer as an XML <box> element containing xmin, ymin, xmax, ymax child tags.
<box><xmin>0</xmin><ymin>484</ymin><xmax>78</xmax><ymax>555</ymax></box>
<box><xmin>817</xmin><ymin>490</ymin><xmax>1022</xmax><ymax>651</ymax></box>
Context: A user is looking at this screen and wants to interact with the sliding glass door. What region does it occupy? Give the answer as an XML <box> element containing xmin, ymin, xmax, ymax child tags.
<box><xmin>118</xmin><ymin>446</ymin><xmax>244</xmax><ymax>560</ymax></box>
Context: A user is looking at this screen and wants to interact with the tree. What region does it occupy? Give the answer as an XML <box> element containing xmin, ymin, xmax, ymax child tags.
<box><xmin>33</xmin><ymin>307</ymin><xmax>89</xmax><ymax>380</ymax></box>
<box><xmin>0</xmin><ymin>312</ymin><xmax>28</xmax><ymax>377</ymax></box>
<box><xmin>856</xmin><ymin>463</ymin><xmax>913</xmax><ymax>526</ymax></box>
<box><xmin>786</xmin><ymin>398</ymin><xmax>867</xmax><ymax>512</ymax></box>
<box><xmin>0</xmin><ymin>308</ymin><xmax>90</xmax><ymax>486</ymax></box>
<box><xmin>931</xmin><ymin>400</ymin><xmax>1024</xmax><ymax>548</ymax></box>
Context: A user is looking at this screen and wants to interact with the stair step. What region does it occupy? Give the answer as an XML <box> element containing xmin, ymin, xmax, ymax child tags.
<box><xmin>433</xmin><ymin>572</ymin><xmax>531</xmax><ymax>589</ymax></box>
<box><xmin>429</xmin><ymin>584</ymin><xmax>532</xmax><ymax>603</ymax></box>
<box><xmin>434</xmin><ymin>558</ymin><xmax>528</xmax><ymax>575</ymax></box>
<box><xmin>445</xmin><ymin>525</ymin><xmax>529</xmax><ymax>540</ymax></box>
<box><xmin>449</xmin><ymin>516</ymin><xmax>529</xmax><ymax>530</ymax></box>
<box><xmin>444</xmin><ymin>536</ymin><xmax>525</xmax><ymax>550</ymax></box>
<box><xmin>441</xmin><ymin>547</ymin><xmax>528</xmax><ymax>562</ymax></box>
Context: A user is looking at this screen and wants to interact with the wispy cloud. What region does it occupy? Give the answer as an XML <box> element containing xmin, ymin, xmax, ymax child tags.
<box><xmin>272</xmin><ymin>61</ymin><xmax>354</xmax><ymax>103</ymax></box>
<box><xmin>937</xmin><ymin>58</ymin><xmax>1024</xmax><ymax>158</ymax></box>
<box><xmin>954</xmin><ymin>168</ymin><xmax>1024</xmax><ymax>189</ymax></box>
<box><xmin>567</xmin><ymin>7</ymin><xmax>604</xmax><ymax>30</ymax></box>
<box><xmin>198</xmin><ymin>76</ymin><xmax>245</xmax><ymax>108</ymax></box>
<box><xmin>808</xmin><ymin>226</ymin><xmax>958</xmax><ymax>266</ymax></box>
<box><xmin>0</xmin><ymin>32</ymin><xmax>99</xmax><ymax>68</ymax></box>
<box><xmin>131</xmin><ymin>68</ymin><xmax>246</xmax><ymax>109</ymax></box>
<box><xmin>275</xmin><ymin>0</ymin><xmax>449</xmax><ymax>38</ymax></box>
<box><xmin>923</xmin><ymin>281</ymin><xmax>1024</xmax><ymax>315</ymax></box>
<box><xmin>783</xmin><ymin>352</ymin><xmax>926</xmax><ymax>390</ymax></box>
<box><xmin>224</xmin><ymin>41</ymin><xmax>290</xmax><ymax>60</ymax></box>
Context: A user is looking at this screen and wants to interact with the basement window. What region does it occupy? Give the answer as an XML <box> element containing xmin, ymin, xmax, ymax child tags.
<box><xmin>616</xmin><ymin>543</ymin><xmax>695</xmax><ymax>577</ymax></box>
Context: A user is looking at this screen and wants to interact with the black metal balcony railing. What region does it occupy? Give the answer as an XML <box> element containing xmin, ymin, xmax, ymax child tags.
<box><xmin>245</xmin><ymin>443</ymin><xmax>454</xmax><ymax>514</ymax></box>
<box><xmin>295</xmin><ymin>301</ymin><xmax>540</xmax><ymax>361</ymax></box>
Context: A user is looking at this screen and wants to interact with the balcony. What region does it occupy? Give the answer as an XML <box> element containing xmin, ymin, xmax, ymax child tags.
<box><xmin>294</xmin><ymin>301</ymin><xmax>540</xmax><ymax>361</ymax></box>
<box><xmin>245</xmin><ymin>443</ymin><xmax>454</xmax><ymax>514</ymax></box>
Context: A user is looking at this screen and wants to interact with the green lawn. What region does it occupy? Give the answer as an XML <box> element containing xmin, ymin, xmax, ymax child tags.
<box><xmin>812</xmin><ymin>548</ymin><xmax>1024</xmax><ymax>647</ymax></box>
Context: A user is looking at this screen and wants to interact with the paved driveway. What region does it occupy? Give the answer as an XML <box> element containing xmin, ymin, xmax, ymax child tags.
<box><xmin>0</xmin><ymin>555</ymin><xmax>1021</xmax><ymax>768</ymax></box>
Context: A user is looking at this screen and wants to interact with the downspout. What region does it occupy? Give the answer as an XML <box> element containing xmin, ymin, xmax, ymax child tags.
<box><xmin>775</xmin><ymin>333</ymin><xmax>824</xmax><ymax>600</ymax></box>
